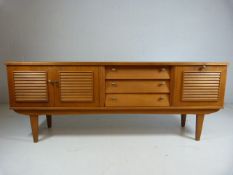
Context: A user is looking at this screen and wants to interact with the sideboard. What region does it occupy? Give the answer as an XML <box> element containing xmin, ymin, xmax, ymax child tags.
<box><xmin>6</xmin><ymin>62</ymin><xmax>228</xmax><ymax>143</ymax></box>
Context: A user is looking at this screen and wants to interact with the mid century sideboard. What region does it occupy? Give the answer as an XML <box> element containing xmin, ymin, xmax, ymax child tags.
<box><xmin>6</xmin><ymin>62</ymin><xmax>227</xmax><ymax>143</ymax></box>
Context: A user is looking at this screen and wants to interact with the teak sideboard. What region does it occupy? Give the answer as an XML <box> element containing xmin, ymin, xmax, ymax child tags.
<box><xmin>6</xmin><ymin>62</ymin><xmax>228</xmax><ymax>143</ymax></box>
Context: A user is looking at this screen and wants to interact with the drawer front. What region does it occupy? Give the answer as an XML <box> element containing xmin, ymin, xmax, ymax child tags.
<box><xmin>173</xmin><ymin>65</ymin><xmax>227</xmax><ymax>107</ymax></box>
<box><xmin>105</xmin><ymin>94</ymin><xmax>170</xmax><ymax>107</ymax></box>
<box><xmin>106</xmin><ymin>80</ymin><xmax>170</xmax><ymax>93</ymax></box>
<box><xmin>106</xmin><ymin>66</ymin><xmax>170</xmax><ymax>79</ymax></box>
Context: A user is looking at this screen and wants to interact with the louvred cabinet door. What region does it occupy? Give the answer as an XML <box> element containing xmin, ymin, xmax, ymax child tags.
<box><xmin>173</xmin><ymin>65</ymin><xmax>227</xmax><ymax>107</ymax></box>
<box><xmin>7</xmin><ymin>66</ymin><xmax>53</xmax><ymax>107</ymax></box>
<box><xmin>53</xmin><ymin>66</ymin><xmax>100</xmax><ymax>107</ymax></box>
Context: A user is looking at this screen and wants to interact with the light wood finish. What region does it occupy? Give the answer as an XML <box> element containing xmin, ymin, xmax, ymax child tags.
<box><xmin>106</xmin><ymin>66</ymin><xmax>170</xmax><ymax>79</ymax></box>
<box><xmin>5</xmin><ymin>62</ymin><xmax>228</xmax><ymax>142</ymax></box>
<box><xmin>106</xmin><ymin>94</ymin><xmax>170</xmax><ymax>107</ymax></box>
<box><xmin>30</xmin><ymin>115</ymin><xmax>38</xmax><ymax>143</ymax></box>
<box><xmin>173</xmin><ymin>65</ymin><xmax>227</xmax><ymax>106</ymax></box>
<box><xmin>99</xmin><ymin>66</ymin><xmax>106</xmax><ymax>107</ymax></box>
<box><xmin>7</xmin><ymin>66</ymin><xmax>53</xmax><ymax>107</ymax></box>
<box><xmin>106</xmin><ymin>80</ymin><xmax>170</xmax><ymax>93</ymax></box>
<box><xmin>54</xmin><ymin>66</ymin><xmax>100</xmax><ymax>107</ymax></box>
<box><xmin>46</xmin><ymin>114</ymin><xmax>52</xmax><ymax>128</ymax></box>
<box><xmin>182</xmin><ymin>72</ymin><xmax>221</xmax><ymax>101</ymax></box>
<box><xmin>13</xmin><ymin>71</ymin><xmax>48</xmax><ymax>102</ymax></box>
<box><xmin>181</xmin><ymin>114</ymin><xmax>186</xmax><ymax>127</ymax></box>
<box><xmin>195</xmin><ymin>114</ymin><xmax>205</xmax><ymax>141</ymax></box>
<box><xmin>59</xmin><ymin>71</ymin><xmax>94</xmax><ymax>102</ymax></box>
<box><xmin>6</xmin><ymin>62</ymin><xmax>228</xmax><ymax>66</ymax></box>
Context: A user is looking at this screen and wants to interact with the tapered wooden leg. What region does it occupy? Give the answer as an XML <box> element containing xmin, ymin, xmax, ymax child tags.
<box><xmin>46</xmin><ymin>115</ymin><xmax>52</xmax><ymax>128</ymax></box>
<box><xmin>30</xmin><ymin>115</ymin><xmax>39</xmax><ymax>143</ymax></box>
<box><xmin>181</xmin><ymin>114</ymin><xmax>186</xmax><ymax>127</ymax></box>
<box><xmin>195</xmin><ymin>114</ymin><xmax>205</xmax><ymax>141</ymax></box>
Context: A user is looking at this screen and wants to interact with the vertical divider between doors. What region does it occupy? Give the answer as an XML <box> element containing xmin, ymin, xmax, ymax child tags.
<box><xmin>99</xmin><ymin>66</ymin><xmax>106</xmax><ymax>107</ymax></box>
<box><xmin>50</xmin><ymin>66</ymin><xmax>57</xmax><ymax>107</ymax></box>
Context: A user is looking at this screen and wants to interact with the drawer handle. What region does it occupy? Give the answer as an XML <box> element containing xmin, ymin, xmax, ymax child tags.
<box><xmin>160</xmin><ymin>68</ymin><xmax>166</xmax><ymax>72</ymax></box>
<box><xmin>111</xmin><ymin>97</ymin><xmax>117</xmax><ymax>100</ymax></box>
<box><xmin>159</xmin><ymin>82</ymin><xmax>166</xmax><ymax>86</ymax></box>
<box><xmin>199</xmin><ymin>65</ymin><xmax>207</xmax><ymax>71</ymax></box>
<box><xmin>111</xmin><ymin>68</ymin><xmax>117</xmax><ymax>71</ymax></box>
<box><xmin>111</xmin><ymin>82</ymin><xmax>117</xmax><ymax>86</ymax></box>
<box><xmin>158</xmin><ymin>96</ymin><xmax>164</xmax><ymax>101</ymax></box>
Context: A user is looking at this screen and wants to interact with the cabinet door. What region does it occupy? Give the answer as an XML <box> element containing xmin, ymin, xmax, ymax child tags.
<box><xmin>54</xmin><ymin>66</ymin><xmax>100</xmax><ymax>107</ymax></box>
<box><xmin>172</xmin><ymin>65</ymin><xmax>227</xmax><ymax>107</ymax></box>
<box><xmin>7</xmin><ymin>66</ymin><xmax>53</xmax><ymax>107</ymax></box>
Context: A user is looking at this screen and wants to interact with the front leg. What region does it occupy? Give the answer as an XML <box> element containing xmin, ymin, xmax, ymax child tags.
<box><xmin>29</xmin><ymin>115</ymin><xmax>39</xmax><ymax>143</ymax></box>
<box><xmin>195</xmin><ymin>114</ymin><xmax>205</xmax><ymax>141</ymax></box>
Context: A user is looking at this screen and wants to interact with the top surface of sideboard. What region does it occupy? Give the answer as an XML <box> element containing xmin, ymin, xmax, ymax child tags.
<box><xmin>5</xmin><ymin>61</ymin><xmax>228</xmax><ymax>66</ymax></box>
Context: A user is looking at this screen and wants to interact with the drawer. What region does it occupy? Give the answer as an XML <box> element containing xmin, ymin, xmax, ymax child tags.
<box><xmin>106</xmin><ymin>66</ymin><xmax>170</xmax><ymax>79</ymax></box>
<box><xmin>106</xmin><ymin>80</ymin><xmax>170</xmax><ymax>93</ymax></box>
<box><xmin>105</xmin><ymin>94</ymin><xmax>170</xmax><ymax>107</ymax></box>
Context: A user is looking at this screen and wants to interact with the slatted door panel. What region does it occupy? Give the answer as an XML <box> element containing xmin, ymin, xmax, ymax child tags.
<box><xmin>182</xmin><ymin>72</ymin><xmax>221</xmax><ymax>101</ymax></box>
<box><xmin>55</xmin><ymin>66</ymin><xmax>100</xmax><ymax>107</ymax></box>
<box><xmin>7</xmin><ymin>66</ymin><xmax>53</xmax><ymax>107</ymax></box>
<box><xmin>60</xmin><ymin>72</ymin><xmax>94</xmax><ymax>102</ymax></box>
<box><xmin>13</xmin><ymin>71</ymin><xmax>48</xmax><ymax>102</ymax></box>
<box><xmin>173</xmin><ymin>65</ymin><xmax>227</xmax><ymax>107</ymax></box>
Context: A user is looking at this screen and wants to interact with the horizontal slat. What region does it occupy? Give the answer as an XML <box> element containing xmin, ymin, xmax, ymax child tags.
<box><xmin>184</xmin><ymin>84</ymin><xmax>219</xmax><ymax>87</ymax></box>
<box><xmin>184</xmin><ymin>80</ymin><xmax>220</xmax><ymax>84</ymax></box>
<box><xmin>183</xmin><ymin>94</ymin><xmax>218</xmax><ymax>98</ymax></box>
<box><xmin>14</xmin><ymin>77</ymin><xmax>46</xmax><ymax>80</ymax></box>
<box><xmin>14</xmin><ymin>72</ymin><xmax>44</xmax><ymax>77</ymax></box>
<box><xmin>60</xmin><ymin>72</ymin><xmax>93</xmax><ymax>75</ymax></box>
<box><xmin>15</xmin><ymin>87</ymin><xmax>47</xmax><ymax>90</ymax></box>
<box><xmin>15</xmin><ymin>92</ymin><xmax>47</xmax><ymax>96</ymax></box>
<box><xmin>14</xmin><ymin>89</ymin><xmax>47</xmax><ymax>93</ymax></box>
<box><xmin>14</xmin><ymin>84</ymin><xmax>46</xmax><ymax>87</ymax></box>
<box><xmin>183</xmin><ymin>98</ymin><xmax>218</xmax><ymax>101</ymax></box>
<box><xmin>183</xmin><ymin>87</ymin><xmax>219</xmax><ymax>89</ymax></box>
<box><xmin>184</xmin><ymin>72</ymin><xmax>220</xmax><ymax>76</ymax></box>
<box><xmin>61</xmin><ymin>93</ymin><xmax>92</xmax><ymax>95</ymax></box>
<box><xmin>60</xmin><ymin>82</ymin><xmax>92</xmax><ymax>84</ymax></box>
<box><xmin>14</xmin><ymin>81</ymin><xmax>46</xmax><ymax>84</ymax></box>
<box><xmin>61</xmin><ymin>78</ymin><xmax>92</xmax><ymax>83</ymax></box>
<box><xmin>60</xmin><ymin>87</ymin><xmax>93</xmax><ymax>90</ymax></box>
<box><xmin>16</xmin><ymin>97</ymin><xmax>48</xmax><ymax>102</ymax></box>
<box><xmin>183</xmin><ymin>77</ymin><xmax>220</xmax><ymax>81</ymax></box>
<box><xmin>61</xmin><ymin>89</ymin><xmax>92</xmax><ymax>92</ymax></box>
<box><xmin>183</xmin><ymin>91</ymin><xmax>218</xmax><ymax>95</ymax></box>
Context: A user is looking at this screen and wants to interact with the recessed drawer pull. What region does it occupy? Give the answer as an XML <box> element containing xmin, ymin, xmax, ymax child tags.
<box><xmin>159</xmin><ymin>96</ymin><xmax>164</xmax><ymax>100</ymax></box>
<box><xmin>159</xmin><ymin>81</ymin><xmax>166</xmax><ymax>86</ymax></box>
<box><xmin>160</xmin><ymin>68</ymin><xmax>166</xmax><ymax>72</ymax></box>
<box><xmin>111</xmin><ymin>82</ymin><xmax>117</xmax><ymax>86</ymax></box>
<box><xmin>111</xmin><ymin>68</ymin><xmax>117</xmax><ymax>71</ymax></box>
<box><xmin>111</xmin><ymin>97</ymin><xmax>117</xmax><ymax>100</ymax></box>
<box><xmin>199</xmin><ymin>65</ymin><xmax>207</xmax><ymax>71</ymax></box>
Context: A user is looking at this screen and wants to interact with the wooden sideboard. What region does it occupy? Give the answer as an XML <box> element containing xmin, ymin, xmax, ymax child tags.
<box><xmin>5</xmin><ymin>62</ymin><xmax>228</xmax><ymax>143</ymax></box>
